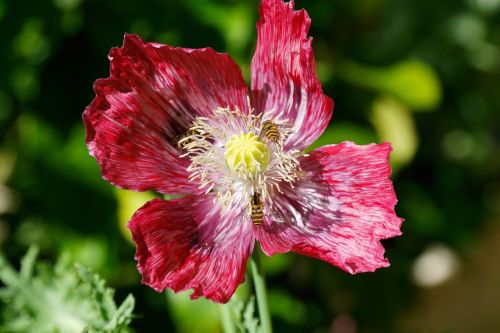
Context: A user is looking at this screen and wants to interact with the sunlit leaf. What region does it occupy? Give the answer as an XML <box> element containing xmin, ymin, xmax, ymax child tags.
<box><xmin>115</xmin><ymin>189</ymin><xmax>156</xmax><ymax>243</ymax></box>
<box><xmin>340</xmin><ymin>60</ymin><xmax>442</xmax><ymax>111</ymax></box>
<box><xmin>166</xmin><ymin>290</ymin><xmax>221</xmax><ymax>333</ymax></box>
<box><xmin>370</xmin><ymin>96</ymin><xmax>419</xmax><ymax>169</ymax></box>
<box><xmin>183</xmin><ymin>0</ymin><xmax>254</xmax><ymax>70</ymax></box>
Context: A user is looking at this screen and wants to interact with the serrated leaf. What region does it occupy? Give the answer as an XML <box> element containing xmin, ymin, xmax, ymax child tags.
<box><xmin>0</xmin><ymin>248</ymin><xmax>135</xmax><ymax>333</ymax></box>
<box><xmin>224</xmin><ymin>296</ymin><xmax>261</xmax><ymax>333</ymax></box>
<box><xmin>0</xmin><ymin>250</ymin><xmax>18</xmax><ymax>286</ymax></box>
<box><xmin>242</xmin><ymin>297</ymin><xmax>261</xmax><ymax>333</ymax></box>
<box><xmin>76</xmin><ymin>264</ymin><xmax>117</xmax><ymax>323</ymax></box>
<box><xmin>20</xmin><ymin>246</ymin><xmax>38</xmax><ymax>281</ymax></box>
<box><xmin>114</xmin><ymin>294</ymin><xmax>135</xmax><ymax>327</ymax></box>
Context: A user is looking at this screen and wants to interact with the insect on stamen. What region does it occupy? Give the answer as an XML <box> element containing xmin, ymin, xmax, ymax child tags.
<box><xmin>259</xmin><ymin>120</ymin><xmax>281</xmax><ymax>144</ymax></box>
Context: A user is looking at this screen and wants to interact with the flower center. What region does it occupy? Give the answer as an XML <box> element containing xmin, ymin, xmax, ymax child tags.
<box><xmin>224</xmin><ymin>132</ymin><xmax>270</xmax><ymax>175</ymax></box>
<box><xmin>178</xmin><ymin>107</ymin><xmax>300</xmax><ymax>204</ymax></box>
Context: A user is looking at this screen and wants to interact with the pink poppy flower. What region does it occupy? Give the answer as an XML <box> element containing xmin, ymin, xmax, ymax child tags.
<box><xmin>83</xmin><ymin>0</ymin><xmax>403</xmax><ymax>303</ymax></box>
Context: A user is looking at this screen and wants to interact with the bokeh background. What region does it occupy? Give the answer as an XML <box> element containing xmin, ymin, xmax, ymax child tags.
<box><xmin>1</xmin><ymin>0</ymin><xmax>499</xmax><ymax>332</ymax></box>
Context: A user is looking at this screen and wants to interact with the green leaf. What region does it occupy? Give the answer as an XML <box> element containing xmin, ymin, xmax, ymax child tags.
<box><xmin>76</xmin><ymin>264</ymin><xmax>117</xmax><ymax>325</ymax></box>
<box><xmin>166</xmin><ymin>290</ymin><xmax>221</xmax><ymax>333</ymax></box>
<box><xmin>370</xmin><ymin>96</ymin><xmax>419</xmax><ymax>169</ymax></box>
<box><xmin>242</xmin><ymin>297</ymin><xmax>261</xmax><ymax>333</ymax></box>
<box><xmin>340</xmin><ymin>60</ymin><xmax>442</xmax><ymax>111</ymax></box>
<box><xmin>114</xmin><ymin>295</ymin><xmax>135</xmax><ymax>328</ymax></box>
<box><xmin>223</xmin><ymin>296</ymin><xmax>261</xmax><ymax>333</ymax></box>
<box><xmin>0</xmin><ymin>250</ymin><xmax>18</xmax><ymax>286</ymax></box>
<box><xmin>19</xmin><ymin>246</ymin><xmax>38</xmax><ymax>281</ymax></box>
<box><xmin>0</xmin><ymin>247</ymin><xmax>135</xmax><ymax>333</ymax></box>
<box><xmin>115</xmin><ymin>188</ymin><xmax>156</xmax><ymax>244</ymax></box>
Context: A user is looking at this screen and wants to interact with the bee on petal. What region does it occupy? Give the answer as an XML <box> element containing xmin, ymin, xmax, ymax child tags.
<box><xmin>250</xmin><ymin>192</ymin><xmax>264</xmax><ymax>225</ymax></box>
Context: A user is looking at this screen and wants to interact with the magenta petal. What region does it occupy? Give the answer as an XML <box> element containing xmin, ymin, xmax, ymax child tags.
<box><xmin>83</xmin><ymin>34</ymin><xmax>249</xmax><ymax>194</ymax></box>
<box><xmin>257</xmin><ymin>142</ymin><xmax>403</xmax><ymax>273</ymax></box>
<box><xmin>128</xmin><ymin>196</ymin><xmax>255</xmax><ymax>303</ymax></box>
<box><xmin>251</xmin><ymin>0</ymin><xmax>334</xmax><ymax>152</ymax></box>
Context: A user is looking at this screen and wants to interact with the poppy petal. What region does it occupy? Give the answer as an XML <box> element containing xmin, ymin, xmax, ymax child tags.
<box><xmin>257</xmin><ymin>142</ymin><xmax>403</xmax><ymax>273</ymax></box>
<box><xmin>128</xmin><ymin>196</ymin><xmax>255</xmax><ymax>303</ymax></box>
<box><xmin>84</xmin><ymin>34</ymin><xmax>249</xmax><ymax>194</ymax></box>
<box><xmin>251</xmin><ymin>0</ymin><xmax>334</xmax><ymax>152</ymax></box>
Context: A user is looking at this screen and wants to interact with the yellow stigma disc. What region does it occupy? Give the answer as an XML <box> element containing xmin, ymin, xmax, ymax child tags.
<box><xmin>225</xmin><ymin>132</ymin><xmax>270</xmax><ymax>175</ymax></box>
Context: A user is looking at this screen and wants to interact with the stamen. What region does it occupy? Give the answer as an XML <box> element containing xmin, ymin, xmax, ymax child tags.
<box><xmin>178</xmin><ymin>106</ymin><xmax>301</xmax><ymax>207</ymax></box>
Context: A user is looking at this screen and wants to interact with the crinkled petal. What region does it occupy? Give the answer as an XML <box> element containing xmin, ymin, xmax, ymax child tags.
<box><xmin>128</xmin><ymin>195</ymin><xmax>255</xmax><ymax>303</ymax></box>
<box><xmin>257</xmin><ymin>142</ymin><xmax>403</xmax><ymax>273</ymax></box>
<box><xmin>251</xmin><ymin>0</ymin><xmax>334</xmax><ymax>152</ymax></box>
<box><xmin>83</xmin><ymin>33</ymin><xmax>249</xmax><ymax>194</ymax></box>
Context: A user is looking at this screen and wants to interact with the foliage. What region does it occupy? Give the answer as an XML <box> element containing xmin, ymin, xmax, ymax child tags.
<box><xmin>0</xmin><ymin>247</ymin><xmax>135</xmax><ymax>333</ymax></box>
<box><xmin>222</xmin><ymin>297</ymin><xmax>262</xmax><ymax>333</ymax></box>
<box><xmin>234</xmin><ymin>297</ymin><xmax>261</xmax><ymax>333</ymax></box>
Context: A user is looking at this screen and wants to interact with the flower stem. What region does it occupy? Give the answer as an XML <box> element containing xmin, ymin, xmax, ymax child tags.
<box><xmin>251</xmin><ymin>249</ymin><xmax>273</xmax><ymax>333</ymax></box>
<box><xmin>219</xmin><ymin>303</ymin><xmax>235</xmax><ymax>333</ymax></box>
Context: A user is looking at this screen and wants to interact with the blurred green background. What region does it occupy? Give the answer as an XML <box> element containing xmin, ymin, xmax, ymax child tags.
<box><xmin>0</xmin><ymin>0</ymin><xmax>499</xmax><ymax>332</ymax></box>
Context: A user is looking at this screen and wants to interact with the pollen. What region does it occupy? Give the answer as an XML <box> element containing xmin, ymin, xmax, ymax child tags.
<box><xmin>225</xmin><ymin>132</ymin><xmax>270</xmax><ymax>175</ymax></box>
